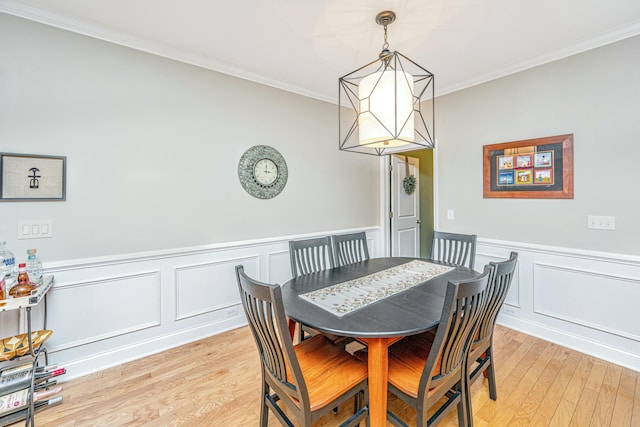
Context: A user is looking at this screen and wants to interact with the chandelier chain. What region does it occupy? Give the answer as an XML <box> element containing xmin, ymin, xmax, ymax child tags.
<box><xmin>382</xmin><ymin>24</ymin><xmax>389</xmax><ymax>50</ymax></box>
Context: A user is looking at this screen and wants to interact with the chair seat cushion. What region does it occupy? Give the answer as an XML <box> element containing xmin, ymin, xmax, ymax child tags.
<box><xmin>294</xmin><ymin>335</ymin><xmax>368</xmax><ymax>411</ymax></box>
<box><xmin>388</xmin><ymin>333</ymin><xmax>441</xmax><ymax>398</ymax></box>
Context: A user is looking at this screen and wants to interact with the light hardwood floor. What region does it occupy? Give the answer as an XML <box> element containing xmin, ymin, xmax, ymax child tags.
<box><xmin>16</xmin><ymin>325</ymin><xmax>639</xmax><ymax>426</ymax></box>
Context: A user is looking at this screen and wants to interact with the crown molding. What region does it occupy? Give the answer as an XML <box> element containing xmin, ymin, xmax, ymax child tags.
<box><xmin>0</xmin><ymin>1</ymin><xmax>335</xmax><ymax>103</ymax></box>
<box><xmin>2</xmin><ymin>2</ymin><xmax>640</xmax><ymax>104</ymax></box>
<box><xmin>436</xmin><ymin>18</ymin><xmax>640</xmax><ymax>97</ymax></box>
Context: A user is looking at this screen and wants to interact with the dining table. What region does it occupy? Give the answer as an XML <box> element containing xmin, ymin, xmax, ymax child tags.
<box><xmin>281</xmin><ymin>257</ymin><xmax>479</xmax><ymax>427</ymax></box>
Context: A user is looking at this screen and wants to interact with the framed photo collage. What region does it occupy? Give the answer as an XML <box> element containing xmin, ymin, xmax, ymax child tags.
<box><xmin>483</xmin><ymin>134</ymin><xmax>573</xmax><ymax>199</ymax></box>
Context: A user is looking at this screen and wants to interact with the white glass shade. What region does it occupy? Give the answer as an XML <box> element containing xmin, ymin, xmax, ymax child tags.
<box><xmin>358</xmin><ymin>70</ymin><xmax>414</xmax><ymax>148</ymax></box>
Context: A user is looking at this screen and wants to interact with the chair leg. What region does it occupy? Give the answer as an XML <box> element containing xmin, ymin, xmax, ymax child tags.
<box><xmin>487</xmin><ymin>360</ymin><xmax>498</xmax><ymax>400</ymax></box>
<box><xmin>487</xmin><ymin>361</ymin><xmax>497</xmax><ymax>400</ymax></box>
<box><xmin>353</xmin><ymin>390</ymin><xmax>364</xmax><ymax>415</ymax></box>
<box><xmin>259</xmin><ymin>383</ymin><xmax>269</xmax><ymax>427</ymax></box>
<box><xmin>481</xmin><ymin>351</ymin><xmax>489</xmax><ymax>378</ymax></box>
<box><xmin>461</xmin><ymin>364</ymin><xmax>474</xmax><ymax>427</ymax></box>
<box><xmin>457</xmin><ymin>399</ymin><xmax>469</xmax><ymax>427</ymax></box>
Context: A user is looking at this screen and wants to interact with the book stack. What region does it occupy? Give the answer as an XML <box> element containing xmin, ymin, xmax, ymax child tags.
<box><xmin>0</xmin><ymin>363</ymin><xmax>65</xmax><ymax>426</ymax></box>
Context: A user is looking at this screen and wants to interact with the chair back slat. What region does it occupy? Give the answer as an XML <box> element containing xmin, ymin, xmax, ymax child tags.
<box><xmin>430</xmin><ymin>231</ymin><xmax>477</xmax><ymax>269</ymax></box>
<box><xmin>246</xmin><ymin>296</ymin><xmax>283</xmax><ymax>379</ymax></box>
<box><xmin>332</xmin><ymin>232</ymin><xmax>370</xmax><ymax>266</ymax></box>
<box><xmin>422</xmin><ymin>266</ymin><xmax>490</xmax><ymax>390</ymax></box>
<box><xmin>289</xmin><ymin>237</ymin><xmax>334</xmax><ymax>278</ymax></box>
<box><xmin>235</xmin><ymin>266</ymin><xmax>309</xmax><ymax>405</ymax></box>
<box><xmin>474</xmin><ymin>252</ymin><xmax>518</xmax><ymax>348</ymax></box>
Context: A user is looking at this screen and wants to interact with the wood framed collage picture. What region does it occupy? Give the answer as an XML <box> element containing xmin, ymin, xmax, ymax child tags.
<box><xmin>483</xmin><ymin>134</ymin><xmax>574</xmax><ymax>199</ymax></box>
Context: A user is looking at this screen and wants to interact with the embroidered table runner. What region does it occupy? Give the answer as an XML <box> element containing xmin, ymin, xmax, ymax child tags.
<box><xmin>300</xmin><ymin>260</ymin><xmax>454</xmax><ymax>317</ymax></box>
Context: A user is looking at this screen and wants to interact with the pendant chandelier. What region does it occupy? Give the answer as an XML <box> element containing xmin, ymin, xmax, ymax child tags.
<box><xmin>339</xmin><ymin>11</ymin><xmax>435</xmax><ymax>156</ymax></box>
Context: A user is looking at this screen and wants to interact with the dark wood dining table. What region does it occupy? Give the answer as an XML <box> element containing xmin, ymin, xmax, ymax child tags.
<box><xmin>281</xmin><ymin>257</ymin><xmax>478</xmax><ymax>427</ymax></box>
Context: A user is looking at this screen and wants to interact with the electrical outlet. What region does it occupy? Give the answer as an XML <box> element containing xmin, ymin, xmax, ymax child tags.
<box><xmin>226</xmin><ymin>306</ymin><xmax>239</xmax><ymax>318</ymax></box>
<box><xmin>447</xmin><ymin>209</ymin><xmax>455</xmax><ymax>220</ymax></box>
<box><xmin>502</xmin><ymin>306</ymin><xmax>516</xmax><ymax>316</ymax></box>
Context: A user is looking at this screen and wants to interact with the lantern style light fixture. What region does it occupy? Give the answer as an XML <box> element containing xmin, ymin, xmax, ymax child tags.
<box><xmin>339</xmin><ymin>11</ymin><xmax>435</xmax><ymax>156</ymax></box>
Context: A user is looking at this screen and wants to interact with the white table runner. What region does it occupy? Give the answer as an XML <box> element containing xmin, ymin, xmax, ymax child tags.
<box><xmin>299</xmin><ymin>260</ymin><xmax>454</xmax><ymax>317</ymax></box>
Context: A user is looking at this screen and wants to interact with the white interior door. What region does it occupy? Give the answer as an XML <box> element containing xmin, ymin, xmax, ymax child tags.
<box><xmin>391</xmin><ymin>155</ymin><xmax>420</xmax><ymax>257</ymax></box>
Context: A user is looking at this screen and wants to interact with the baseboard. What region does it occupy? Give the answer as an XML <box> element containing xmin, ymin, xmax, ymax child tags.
<box><xmin>58</xmin><ymin>316</ymin><xmax>247</xmax><ymax>381</ymax></box>
<box><xmin>497</xmin><ymin>314</ymin><xmax>640</xmax><ymax>373</ymax></box>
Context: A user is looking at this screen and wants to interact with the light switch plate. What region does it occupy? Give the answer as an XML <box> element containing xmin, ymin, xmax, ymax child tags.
<box><xmin>18</xmin><ymin>220</ymin><xmax>53</xmax><ymax>239</ymax></box>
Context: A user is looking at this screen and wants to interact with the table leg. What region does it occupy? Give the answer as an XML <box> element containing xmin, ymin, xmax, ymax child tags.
<box><xmin>287</xmin><ymin>318</ymin><xmax>296</xmax><ymax>340</ymax></box>
<box><xmin>360</xmin><ymin>337</ymin><xmax>395</xmax><ymax>427</ymax></box>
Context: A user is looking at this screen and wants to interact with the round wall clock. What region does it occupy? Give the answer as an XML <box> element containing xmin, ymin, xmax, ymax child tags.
<box><xmin>238</xmin><ymin>145</ymin><xmax>288</xmax><ymax>199</ymax></box>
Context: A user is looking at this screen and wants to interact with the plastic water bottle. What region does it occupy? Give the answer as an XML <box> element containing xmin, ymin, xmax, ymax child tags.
<box><xmin>0</xmin><ymin>241</ymin><xmax>17</xmax><ymax>286</ymax></box>
<box><xmin>26</xmin><ymin>248</ymin><xmax>43</xmax><ymax>286</ymax></box>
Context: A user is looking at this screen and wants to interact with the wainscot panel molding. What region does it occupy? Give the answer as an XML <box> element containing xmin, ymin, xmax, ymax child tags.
<box><xmin>267</xmin><ymin>250</ymin><xmax>293</xmax><ymax>285</ymax></box>
<box><xmin>175</xmin><ymin>256</ymin><xmax>259</xmax><ymax>321</ymax></box>
<box><xmin>475</xmin><ymin>251</ymin><xmax>521</xmax><ymax>308</ymax></box>
<box><xmin>477</xmin><ymin>238</ymin><xmax>640</xmax><ymax>372</ymax></box>
<box><xmin>49</xmin><ymin>271</ymin><xmax>162</xmax><ymax>350</ymax></box>
<box><xmin>0</xmin><ymin>227</ymin><xmax>381</xmax><ymax>381</ymax></box>
<box><xmin>533</xmin><ymin>262</ymin><xmax>640</xmax><ymax>341</ymax></box>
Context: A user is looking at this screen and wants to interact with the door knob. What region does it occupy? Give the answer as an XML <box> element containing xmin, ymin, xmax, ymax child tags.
<box><xmin>416</xmin><ymin>219</ymin><xmax>422</xmax><ymax>224</ymax></box>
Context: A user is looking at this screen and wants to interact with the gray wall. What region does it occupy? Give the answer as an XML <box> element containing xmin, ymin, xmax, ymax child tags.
<box><xmin>2</xmin><ymin>12</ymin><xmax>638</xmax><ymax>262</ymax></box>
<box><xmin>435</xmin><ymin>35</ymin><xmax>640</xmax><ymax>255</ymax></box>
<box><xmin>0</xmin><ymin>14</ymin><xmax>379</xmax><ymax>261</ymax></box>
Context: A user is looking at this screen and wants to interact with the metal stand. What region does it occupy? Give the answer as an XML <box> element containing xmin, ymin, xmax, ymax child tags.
<box><xmin>0</xmin><ymin>276</ymin><xmax>54</xmax><ymax>427</ymax></box>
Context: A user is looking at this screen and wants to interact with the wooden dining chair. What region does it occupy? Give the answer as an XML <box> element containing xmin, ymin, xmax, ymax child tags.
<box><xmin>385</xmin><ymin>266</ymin><xmax>491</xmax><ymax>427</ymax></box>
<box><xmin>332</xmin><ymin>232</ymin><xmax>370</xmax><ymax>266</ymax></box>
<box><xmin>289</xmin><ymin>237</ymin><xmax>349</xmax><ymax>345</ymax></box>
<box><xmin>430</xmin><ymin>231</ymin><xmax>477</xmax><ymax>269</ymax></box>
<box><xmin>235</xmin><ymin>265</ymin><xmax>369</xmax><ymax>427</ymax></box>
<box><xmin>289</xmin><ymin>236</ymin><xmax>335</xmax><ymax>278</ymax></box>
<box><xmin>467</xmin><ymin>252</ymin><xmax>518</xmax><ymax>404</ymax></box>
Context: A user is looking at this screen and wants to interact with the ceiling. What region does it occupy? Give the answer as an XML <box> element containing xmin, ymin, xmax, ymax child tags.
<box><xmin>2</xmin><ymin>0</ymin><xmax>640</xmax><ymax>104</ymax></box>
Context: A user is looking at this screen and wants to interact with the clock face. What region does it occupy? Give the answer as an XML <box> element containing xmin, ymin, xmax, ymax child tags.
<box><xmin>238</xmin><ymin>145</ymin><xmax>288</xmax><ymax>199</ymax></box>
<box><xmin>253</xmin><ymin>159</ymin><xmax>278</xmax><ymax>186</ymax></box>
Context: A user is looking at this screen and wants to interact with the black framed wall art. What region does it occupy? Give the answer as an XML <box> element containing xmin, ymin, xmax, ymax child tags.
<box><xmin>0</xmin><ymin>153</ymin><xmax>66</xmax><ymax>201</ymax></box>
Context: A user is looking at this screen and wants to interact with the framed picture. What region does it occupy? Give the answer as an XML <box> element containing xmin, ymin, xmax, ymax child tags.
<box><xmin>497</xmin><ymin>155</ymin><xmax>514</xmax><ymax>170</ymax></box>
<box><xmin>515</xmin><ymin>169</ymin><xmax>533</xmax><ymax>185</ymax></box>
<box><xmin>534</xmin><ymin>151</ymin><xmax>553</xmax><ymax>167</ymax></box>
<box><xmin>497</xmin><ymin>170</ymin><xmax>515</xmax><ymax>185</ymax></box>
<box><xmin>534</xmin><ymin>168</ymin><xmax>553</xmax><ymax>185</ymax></box>
<box><xmin>516</xmin><ymin>154</ymin><xmax>532</xmax><ymax>168</ymax></box>
<box><xmin>483</xmin><ymin>134</ymin><xmax>573</xmax><ymax>199</ymax></box>
<box><xmin>0</xmin><ymin>153</ymin><xmax>66</xmax><ymax>201</ymax></box>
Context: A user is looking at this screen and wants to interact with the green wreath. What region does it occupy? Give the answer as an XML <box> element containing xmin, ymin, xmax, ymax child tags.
<box><xmin>403</xmin><ymin>174</ymin><xmax>417</xmax><ymax>195</ymax></box>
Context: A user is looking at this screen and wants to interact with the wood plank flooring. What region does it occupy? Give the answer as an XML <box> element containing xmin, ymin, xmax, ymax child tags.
<box><xmin>14</xmin><ymin>325</ymin><xmax>639</xmax><ymax>426</ymax></box>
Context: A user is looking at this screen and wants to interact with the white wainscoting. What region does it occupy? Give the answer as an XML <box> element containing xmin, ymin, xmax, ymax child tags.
<box><xmin>3</xmin><ymin>231</ymin><xmax>637</xmax><ymax>381</ymax></box>
<box><xmin>0</xmin><ymin>227</ymin><xmax>382</xmax><ymax>381</ymax></box>
<box><xmin>476</xmin><ymin>238</ymin><xmax>640</xmax><ymax>372</ymax></box>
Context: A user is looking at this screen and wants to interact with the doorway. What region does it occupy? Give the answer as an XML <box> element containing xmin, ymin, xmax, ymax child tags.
<box><xmin>388</xmin><ymin>149</ymin><xmax>435</xmax><ymax>258</ymax></box>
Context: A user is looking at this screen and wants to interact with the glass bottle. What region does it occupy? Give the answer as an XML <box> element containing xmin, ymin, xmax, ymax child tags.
<box><xmin>26</xmin><ymin>248</ymin><xmax>43</xmax><ymax>286</ymax></box>
<box><xmin>9</xmin><ymin>263</ymin><xmax>35</xmax><ymax>298</ymax></box>
<box><xmin>16</xmin><ymin>263</ymin><xmax>29</xmax><ymax>284</ymax></box>
<box><xmin>0</xmin><ymin>241</ymin><xmax>17</xmax><ymax>287</ymax></box>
